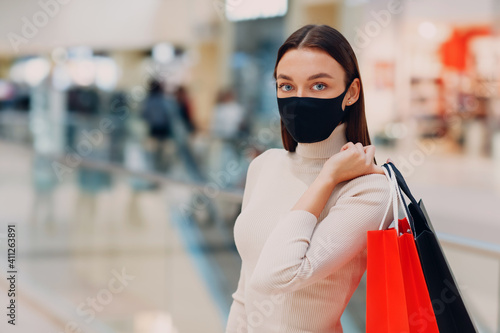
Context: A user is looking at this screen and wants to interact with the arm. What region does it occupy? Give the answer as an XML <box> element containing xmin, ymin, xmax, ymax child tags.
<box><xmin>290</xmin><ymin>170</ymin><xmax>338</xmax><ymax>219</ymax></box>
<box><xmin>225</xmin><ymin>150</ymin><xmax>269</xmax><ymax>332</ymax></box>
<box><xmin>248</xmin><ymin>173</ymin><xmax>393</xmax><ymax>294</ymax></box>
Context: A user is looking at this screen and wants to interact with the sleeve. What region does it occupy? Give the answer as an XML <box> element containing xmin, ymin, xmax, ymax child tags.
<box><xmin>225</xmin><ymin>264</ymin><xmax>247</xmax><ymax>333</ymax></box>
<box><xmin>225</xmin><ymin>149</ymin><xmax>270</xmax><ymax>332</ymax></box>
<box><xmin>248</xmin><ymin>173</ymin><xmax>393</xmax><ymax>294</ymax></box>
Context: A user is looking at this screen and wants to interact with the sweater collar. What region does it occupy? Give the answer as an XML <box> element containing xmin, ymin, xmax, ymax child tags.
<box><xmin>295</xmin><ymin>122</ymin><xmax>348</xmax><ymax>159</ymax></box>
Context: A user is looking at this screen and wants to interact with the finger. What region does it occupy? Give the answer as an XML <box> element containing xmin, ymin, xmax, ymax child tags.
<box><xmin>341</xmin><ymin>142</ymin><xmax>354</xmax><ymax>151</ymax></box>
<box><xmin>363</xmin><ymin>145</ymin><xmax>374</xmax><ymax>153</ymax></box>
<box><xmin>364</xmin><ymin>145</ymin><xmax>376</xmax><ymax>163</ymax></box>
<box><xmin>354</xmin><ymin>142</ymin><xmax>364</xmax><ymax>155</ymax></box>
<box><xmin>386</xmin><ymin>157</ymin><xmax>394</xmax><ymax>163</ymax></box>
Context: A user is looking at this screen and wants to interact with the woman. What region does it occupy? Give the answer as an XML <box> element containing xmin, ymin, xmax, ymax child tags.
<box><xmin>226</xmin><ymin>24</ymin><xmax>394</xmax><ymax>333</ymax></box>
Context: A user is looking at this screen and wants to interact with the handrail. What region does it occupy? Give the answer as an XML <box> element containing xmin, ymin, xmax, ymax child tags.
<box><xmin>41</xmin><ymin>152</ymin><xmax>246</xmax><ymax>203</ymax></box>
<box><xmin>436</xmin><ymin>232</ymin><xmax>500</xmax><ymax>258</ymax></box>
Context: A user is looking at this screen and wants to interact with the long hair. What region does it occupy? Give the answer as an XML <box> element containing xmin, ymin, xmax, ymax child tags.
<box><xmin>274</xmin><ymin>24</ymin><xmax>374</xmax><ymax>162</ymax></box>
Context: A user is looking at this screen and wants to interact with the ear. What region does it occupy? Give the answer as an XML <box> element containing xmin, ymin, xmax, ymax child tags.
<box><xmin>343</xmin><ymin>78</ymin><xmax>360</xmax><ymax>109</ymax></box>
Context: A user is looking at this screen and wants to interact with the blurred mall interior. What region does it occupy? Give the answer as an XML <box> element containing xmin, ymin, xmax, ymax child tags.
<box><xmin>0</xmin><ymin>0</ymin><xmax>499</xmax><ymax>332</ymax></box>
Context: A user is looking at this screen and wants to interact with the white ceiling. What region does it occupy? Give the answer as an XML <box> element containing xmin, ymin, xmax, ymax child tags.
<box><xmin>0</xmin><ymin>0</ymin><xmax>219</xmax><ymax>56</ymax></box>
<box><xmin>402</xmin><ymin>0</ymin><xmax>494</xmax><ymax>23</ymax></box>
<box><xmin>0</xmin><ymin>0</ymin><xmax>496</xmax><ymax>57</ymax></box>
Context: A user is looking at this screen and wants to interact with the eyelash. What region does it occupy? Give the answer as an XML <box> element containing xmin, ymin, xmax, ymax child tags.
<box><xmin>278</xmin><ymin>82</ymin><xmax>328</xmax><ymax>92</ymax></box>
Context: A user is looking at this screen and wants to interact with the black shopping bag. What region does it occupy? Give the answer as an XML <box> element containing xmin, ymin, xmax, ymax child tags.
<box><xmin>384</xmin><ymin>162</ymin><xmax>478</xmax><ymax>333</ymax></box>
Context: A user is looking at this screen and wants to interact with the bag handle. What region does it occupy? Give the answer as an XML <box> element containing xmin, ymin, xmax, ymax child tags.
<box><xmin>387</xmin><ymin>163</ymin><xmax>412</xmax><ymax>235</ymax></box>
<box><xmin>378</xmin><ymin>165</ymin><xmax>401</xmax><ymax>233</ymax></box>
<box><xmin>384</xmin><ymin>162</ymin><xmax>430</xmax><ymax>233</ymax></box>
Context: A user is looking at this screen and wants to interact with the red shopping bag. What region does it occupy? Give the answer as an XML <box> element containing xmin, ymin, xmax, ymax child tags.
<box><xmin>367</xmin><ymin>222</ymin><xmax>410</xmax><ymax>333</ymax></box>
<box><xmin>367</xmin><ymin>164</ymin><xmax>439</xmax><ymax>332</ymax></box>
<box><xmin>366</xmin><ymin>164</ymin><xmax>439</xmax><ymax>333</ymax></box>
<box><xmin>398</xmin><ymin>217</ymin><xmax>439</xmax><ymax>333</ymax></box>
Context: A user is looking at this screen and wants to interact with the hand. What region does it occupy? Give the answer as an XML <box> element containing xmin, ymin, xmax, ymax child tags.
<box><xmin>319</xmin><ymin>142</ymin><xmax>390</xmax><ymax>186</ymax></box>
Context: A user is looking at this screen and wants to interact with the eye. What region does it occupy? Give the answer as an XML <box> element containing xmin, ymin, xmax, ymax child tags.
<box><xmin>312</xmin><ymin>83</ymin><xmax>327</xmax><ymax>91</ymax></box>
<box><xmin>278</xmin><ymin>83</ymin><xmax>293</xmax><ymax>92</ymax></box>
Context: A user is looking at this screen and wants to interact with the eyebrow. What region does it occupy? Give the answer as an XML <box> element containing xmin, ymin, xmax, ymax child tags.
<box><xmin>277</xmin><ymin>72</ymin><xmax>334</xmax><ymax>81</ymax></box>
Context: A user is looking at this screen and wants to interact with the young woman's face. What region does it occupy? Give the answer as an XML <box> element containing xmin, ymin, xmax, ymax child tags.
<box><xmin>276</xmin><ymin>48</ymin><xmax>357</xmax><ymax>108</ymax></box>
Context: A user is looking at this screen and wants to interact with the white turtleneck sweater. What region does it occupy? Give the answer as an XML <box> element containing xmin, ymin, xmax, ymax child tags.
<box><xmin>225</xmin><ymin>122</ymin><xmax>394</xmax><ymax>333</ymax></box>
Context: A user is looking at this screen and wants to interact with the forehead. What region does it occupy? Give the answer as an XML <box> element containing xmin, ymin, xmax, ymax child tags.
<box><xmin>276</xmin><ymin>48</ymin><xmax>345</xmax><ymax>80</ymax></box>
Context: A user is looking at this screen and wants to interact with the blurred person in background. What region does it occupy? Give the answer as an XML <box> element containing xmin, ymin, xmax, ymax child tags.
<box><xmin>107</xmin><ymin>91</ymin><xmax>129</xmax><ymax>164</ymax></box>
<box><xmin>210</xmin><ymin>88</ymin><xmax>245</xmax><ymax>140</ymax></box>
<box><xmin>141</xmin><ymin>79</ymin><xmax>204</xmax><ymax>180</ymax></box>
<box><xmin>207</xmin><ymin>88</ymin><xmax>246</xmax><ymax>184</ymax></box>
<box><xmin>66</xmin><ymin>87</ymin><xmax>113</xmax><ymax>227</ymax></box>
<box><xmin>140</xmin><ymin>79</ymin><xmax>175</xmax><ymax>171</ymax></box>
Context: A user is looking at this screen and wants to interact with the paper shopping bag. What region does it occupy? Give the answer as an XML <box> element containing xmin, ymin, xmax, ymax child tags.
<box><xmin>398</xmin><ymin>217</ymin><xmax>439</xmax><ymax>333</ymax></box>
<box><xmin>366</xmin><ymin>226</ymin><xmax>410</xmax><ymax>333</ymax></box>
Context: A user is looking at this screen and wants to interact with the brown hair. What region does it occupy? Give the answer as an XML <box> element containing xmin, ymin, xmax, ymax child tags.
<box><xmin>274</xmin><ymin>24</ymin><xmax>374</xmax><ymax>161</ymax></box>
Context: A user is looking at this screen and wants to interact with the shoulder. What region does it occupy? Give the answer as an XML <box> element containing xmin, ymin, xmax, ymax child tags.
<box><xmin>336</xmin><ymin>173</ymin><xmax>391</xmax><ymax>202</ymax></box>
<box><xmin>248</xmin><ymin>147</ymin><xmax>284</xmax><ymax>167</ymax></box>
<box><xmin>246</xmin><ymin>148</ymin><xmax>285</xmax><ymax>179</ymax></box>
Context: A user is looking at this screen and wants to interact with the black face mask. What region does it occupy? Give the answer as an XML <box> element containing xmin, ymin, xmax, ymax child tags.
<box><xmin>277</xmin><ymin>84</ymin><xmax>351</xmax><ymax>143</ymax></box>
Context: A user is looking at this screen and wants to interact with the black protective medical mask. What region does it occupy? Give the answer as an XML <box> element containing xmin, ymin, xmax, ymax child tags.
<box><xmin>277</xmin><ymin>83</ymin><xmax>351</xmax><ymax>143</ymax></box>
